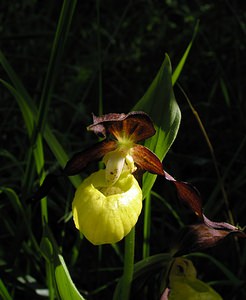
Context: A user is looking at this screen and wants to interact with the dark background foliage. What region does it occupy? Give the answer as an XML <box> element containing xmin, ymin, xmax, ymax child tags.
<box><xmin>0</xmin><ymin>0</ymin><xmax>245</xmax><ymax>299</ymax></box>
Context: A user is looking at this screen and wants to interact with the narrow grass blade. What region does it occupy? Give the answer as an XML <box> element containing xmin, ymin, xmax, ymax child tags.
<box><xmin>0</xmin><ymin>79</ymin><xmax>47</xmax><ymax>218</ymax></box>
<box><xmin>0</xmin><ymin>80</ymin><xmax>45</xmax><ymax>181</ymax></box>
<box><xmin>43</xmin><ymin>128</ymin><xmax>81</xmax><ymax>188</ymax></box>
<box><xmin>178</xmin><ymin>84</ymin><xmax>234</xmax><ymax>225</ymax></box>
<box><xmin>151</xmin><ymin>191</ymin><xmax>184</xmax><ymax>227</ymax></box>
<box><xmin>0</xmin><ymin>186</ymin><xmax>40</xmax><ymax>254</ymax></box>
<box><xmin>0</xmin><ymin>149</ymin><xmax>23</xmax><ymax>173</ymax></box>
<box><xmin>220</xmin><ymin>77</ymin><xmax>231</xmax><ymax>107</ymax></box>
<box><xmin>0</xmin><ymin>50</ymin><xmax>36</xmax><ymax>112</ymax></box>
<box><xmin>36</xmin><ymin>0</ymin><xmax>77</xmax><ymax>135</ymax></box>
<box><xmin>0</xmin><ymin>279</ymin><xmax>13</xmax><ymax>300</ymax></box>
<box><xmin>0</xmin><ymin>79</ymin><xmax>34</xmax><ymax>136</ymax></box>
<box><xmin>172</xmin><ymin>21</ymin><xmax>199</xmax><ymax>85</ymax></box>
<box><xmin>0</xmin><ymin>187</ymin><xmax>23</xmax><ymax>214</ymax></box>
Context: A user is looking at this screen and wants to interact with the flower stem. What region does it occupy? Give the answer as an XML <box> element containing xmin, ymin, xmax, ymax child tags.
<box><xmin>121</xmin><ymin>227</ymin><xmax>135</xmax><ymax>300</ymax></box>
<box><xmin>143</xmin><ymin>193</ymin><xmax>151</xmax><ymax>259</ymax></box>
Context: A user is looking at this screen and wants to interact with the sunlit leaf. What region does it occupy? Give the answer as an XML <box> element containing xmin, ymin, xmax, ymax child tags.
<box><xmin>172</xmin><ymin>21</ymin><xmax>199</xmax><ymax>86</ymax></box>
<box><xmin>133</xmin><ymin>54</ymin><xmax>181</xmax><ymax>198</ymax></box>
<box><xmin>56</xmin><ymin>254</ymin><xmax>85</xmax><ymax>300</ymax></box>
<box><xmin>0</xmin><ymin>279</ymin><xmax>13</xmax><ymax>300</ymax></box>
<box><xmin>40</xmin><ymin>225</ymin><xmax>86</xmax><ymax>300</ymax></box>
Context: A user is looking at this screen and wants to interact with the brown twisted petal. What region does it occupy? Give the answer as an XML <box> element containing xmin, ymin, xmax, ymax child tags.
<box><xmin>131</xmin><ymin>144</ymin><xmax>165</xmax><ymax>176</ymax></box>
<box><xmin>164</xmin><ymin>171</ymin><xmax>203</xmax><ymax>220</ymax></box>
<box><xmin>173</xmin><ymin>219</ymin><xmax>246</xmax><ymax>256</ymax></box>
<box><xmin>190</xmin><ymin>223</ymin><xmax>237</xmax><ymax>248</ymax></box>
<box><xmin>202</xmin><ymin>214</ymin><xmax>241</xmax><ymax>231</ymax></box>
<box><xmin>87</xmin><ymin>111</ymin><xmax>156</xmax><ymax>143</ymax></box>
<box><xmin>163</xmin><ymin>173</ymin><xmax>246</xmax><ymax>255</ymax></box>
<box><xmin>64</xmin><ymin>140</ymin><xmax>117</xmax><ymax>176</ymax></box>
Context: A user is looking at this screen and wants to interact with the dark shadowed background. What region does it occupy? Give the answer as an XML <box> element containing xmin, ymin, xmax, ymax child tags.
<box><xmin>0</xmin><ymin>1</ymin><xmax>245</xmax><ymax>299</ymax></box>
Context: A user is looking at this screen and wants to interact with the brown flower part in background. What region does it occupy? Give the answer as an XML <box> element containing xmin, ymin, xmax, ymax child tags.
<box><xmin>164</xmin><ymin>172</ymin><xmax>246</xmax><ymax>255</ymax></box>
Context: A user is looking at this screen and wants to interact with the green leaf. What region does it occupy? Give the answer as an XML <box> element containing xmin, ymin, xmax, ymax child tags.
<box><xmin>0</xmin><ymin>80</ymin><xmax>44</xmax><ymax>172</ymax></box>
<box><xmin>55</xmin><ymin>254</ymin><xmax>85</xmax><ymax>300</ymax></box>
<box><xmin>41</xmin><ymin>225</ymin><xmax>86</xmax><ymax>300</ymax></box>
<box><xmin>0</xmin><ymin>79</ymin><xmax>34</xmax><ymax>136</ymax></box>
<box><xmin>0</xmin><ymin>79</ymin><xmax>47</xmax><ymax>218</ymax></box>
<box><xmin>0</xmin><ymin>187</ymin><xmax>23</xmax><ymax>215</ymax></box>
<box><xmin>36</xmin><ymin>0</ymin><xmax>77</xmax><ymax>135</ymax></box>
<box><xmin>133</xmin><ymin>54</ymin><xmax>181</xmax><ymax>198</ymax></box>
<box><xmin>172</xmin><ymin>21</ymin><xmax>199</xmax><ymax>86</ymax></box>
<box><xmin>0</xmin><ymin>279</ymin><xmax>13</xmax><ymax>300</ymax></box>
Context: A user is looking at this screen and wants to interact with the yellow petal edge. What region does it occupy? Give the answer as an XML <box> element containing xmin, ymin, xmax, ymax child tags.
<box><xmin>72</xmin><ymin>169</ymin><xmax>142</xmax><ymax>245</ymax></box>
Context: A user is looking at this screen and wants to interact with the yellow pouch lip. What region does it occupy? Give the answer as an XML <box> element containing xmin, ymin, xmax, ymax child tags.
<box><xmin>72</xmin><ymin>169</ymin><xmax>142</xmax><ymax>245</ymax></box>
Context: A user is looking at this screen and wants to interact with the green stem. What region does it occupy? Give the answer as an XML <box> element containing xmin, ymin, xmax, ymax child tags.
<box><xmin>46</xmin><ymin>261</ymin><xmax>55</xmax><ymax>300</ymax></box>
<box><xmin>142</xmin><ymin>193</ymin><xmax>151</xmax><ymax>259</ymax></box>
<box><xmin>121</xmin><ymin>227</ymin><xmax>135</xmax><ymax>300</ymax></box>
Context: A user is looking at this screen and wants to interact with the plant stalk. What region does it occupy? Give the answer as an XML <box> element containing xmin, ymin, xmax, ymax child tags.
<box><xmin>121</xmin><ymin>227</ymin><xmax>135</xmax><ymax>300</ymax></box>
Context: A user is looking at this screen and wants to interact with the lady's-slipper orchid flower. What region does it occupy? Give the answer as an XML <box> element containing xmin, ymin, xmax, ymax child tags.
<box><xmin>63</xmin><ymin>111</ymin><xmax>165</xmax><ymax>245</ymax></box>
<box><xmin>32</xmin><ymin>111</ymin><xmax>164</xmax><ymax>245</ymax></box>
